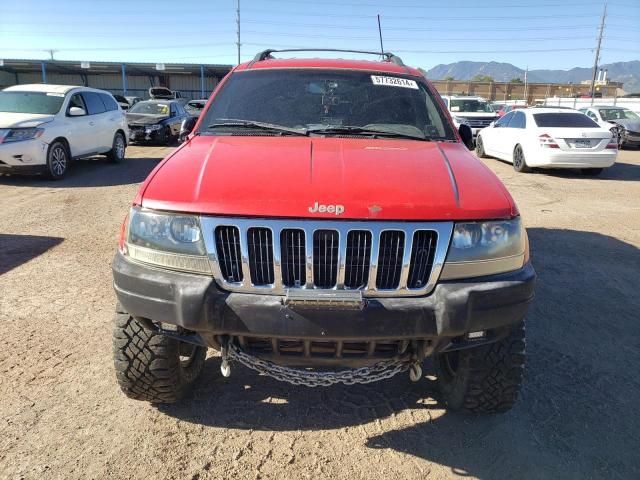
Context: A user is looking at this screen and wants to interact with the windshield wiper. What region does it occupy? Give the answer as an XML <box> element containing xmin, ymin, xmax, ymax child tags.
<box><xmin>208</xmin><ymin>119</ymin><xmax>307</xmax><ymax>136</ymax></box>
<box><xmin>306</xmin><ymin>125</ymin><xmax>427</xmax><ymax>141</ymax></box>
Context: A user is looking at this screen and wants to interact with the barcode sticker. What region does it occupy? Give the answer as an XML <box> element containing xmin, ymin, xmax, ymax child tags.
<box><xmin>371</xmin><ymin>75</ymin><xmax>419</xmax><ymax>89</ymax></box>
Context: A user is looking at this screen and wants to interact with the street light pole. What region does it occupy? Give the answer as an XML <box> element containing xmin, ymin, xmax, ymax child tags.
<box><xmin>590</xmin><ymin>3</ymin><xmax>607</xmax><ymax>106</ymax></box>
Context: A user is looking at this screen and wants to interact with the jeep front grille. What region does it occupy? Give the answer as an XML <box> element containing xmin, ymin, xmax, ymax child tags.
<box><xmin>201</xmin><ymin>218</ymin><xmax>453</xmax><ymax>297</ymax></box>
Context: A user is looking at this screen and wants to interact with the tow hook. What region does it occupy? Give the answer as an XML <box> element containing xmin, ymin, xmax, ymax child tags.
<box><xmin>220</xmin><ymin>336</ymin><xmax>232</xmax><ymax>378</ymax></box>
<box><xmin>408</xmin><ymin>350</ymin><xmax>423</xmax><ymax>382</ymax></box>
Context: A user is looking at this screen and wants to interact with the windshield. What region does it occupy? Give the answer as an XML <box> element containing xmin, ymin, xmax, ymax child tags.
<box><xmin>128</xmin><ymin>102</ymin><xmax>170</xmax><ymax>116</ymax></box>
<box><xmin>0</xmin><ymin>91</ymin><xmax>65</xmax><ymax>114</ymax></box>
<box><xmin>599</xmin><ymin>108</ymin><xmax>640</xmax><ymax>121</ymax></box>
<box><xmin>450</xmin><ymin>99</ymin><xmax>494</xmax><ymax>113</ymax></box>
<box><xmin>199</xmin><ymin>69</ymin><xmax>456</xmax><ymax>140</ymax></box>
<box><xmin>533</xmin><ymin>113</ymin><xmax>599</xmax><ymax>128</ymax></box>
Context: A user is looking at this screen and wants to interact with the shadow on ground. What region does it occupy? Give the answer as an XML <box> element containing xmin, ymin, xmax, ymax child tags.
<box><xmin>0</xmin><ymin>234</ymin><xmax>64</xmax><ymax>275</ymax></box>
<box><xmin>541</xmin><ymin>158</ymin><xmax>640</xmax><ymax>181</ymax></box>
<box><xmin>0</xmin><ymin>155</ymin><xmax>161</xmax><ymax>188</ymax></box>
<box><xmin>159</xmin><ymin>228</ymin><xmax>639</xmax><ymax>478</ymax></box>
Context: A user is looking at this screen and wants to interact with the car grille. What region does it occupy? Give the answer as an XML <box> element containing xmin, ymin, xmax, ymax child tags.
<box><xmin>200</xmin><ymin>218</ymin><xmax>452</xmax><ymax>297</ymax></box>
<box><xmin>461</xmin><ymin>116</ymin><xmax>496</xmax><ymax>128</ymax></box>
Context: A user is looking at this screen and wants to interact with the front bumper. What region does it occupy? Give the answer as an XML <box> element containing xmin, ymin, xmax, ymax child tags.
<box><xmin>128</xmin><ymin>126</ymin><xmax>163</xmax><ymax>143</ymax></box>
<box><xmin>0</xmin><ymin>139</ymin><xmax>48</xmax><ymax>169</ymax></box>
<box><xmin>112</xmin><ymin>251</ymin><xmax>535</xmax><ymax>354</ymax></box>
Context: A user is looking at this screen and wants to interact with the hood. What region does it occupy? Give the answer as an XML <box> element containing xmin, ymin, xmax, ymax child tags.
<box><xmin>126</xmin><ymin>113</ymin><xmax>167</xmax><ymax>125</ymax></box>
<box><xmin>139</xmin><ymin>136</ymin><xmax>516</xmax><ymax>221</ymax></box>
<box><xmin>608</xmin><ymin>119</ymin><xmax>640</xmax><ymax>132</ymax></box>
<box><xmin>0</xmin><ymin>112</ymin><xmax>56</xmax><ymax>128</ymax></box>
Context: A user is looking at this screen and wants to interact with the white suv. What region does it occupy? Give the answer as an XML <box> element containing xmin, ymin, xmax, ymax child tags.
<box><xmin>0</xmin><ymin>84</ymin><xmax>129</xmax><ymax>179</ymax></box>
<box><xmin>441</xmin><ymin>95</ymin><xmax>499</xmax><ymax>137</ymax></box>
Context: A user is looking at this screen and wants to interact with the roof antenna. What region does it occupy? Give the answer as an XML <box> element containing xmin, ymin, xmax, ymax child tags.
<box><xmin>377</xmin><ymin>14</ymin><xmax>384</xmax><ymax>60</ymax></box>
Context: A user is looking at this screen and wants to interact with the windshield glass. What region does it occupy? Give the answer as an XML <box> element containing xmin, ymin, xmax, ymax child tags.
<box><xmin>533</xmin><ymin>113</ymin><xmax>599</xmax><ymax>128</ymax></box>
<box><xmin>0</xmin><ymin>91</ymin><xmax>65</xmax><ymax>114</ymax></box>
<box><xmin>599</xmin><ymin>108</ymin><xmax>640</xmax><ymax>121</ymax></box>
<box><xmin>449</xmin><ymin>99</ymin><xmax>494</xmax><ymax>113</ymax></box>
<box><xmin>199</xmin><ymin>70</ymin><xmax>456</xmax><ymax>140</ymax></box>
<box><xmin>128</xmin><ymin>102</ymin><xmax>170</xmax><ymax>116</ymax></box>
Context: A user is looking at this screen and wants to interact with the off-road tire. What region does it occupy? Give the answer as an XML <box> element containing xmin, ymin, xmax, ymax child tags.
<box><xmin>112</xmin><ymin>303</ymin><xmax>207</xmax><ymax>403</ymax></box>
<box><xmin>46</xmin><ymin>141</ymin><xmax>69</xmax><ymax>180</ymax></box>
<box><xmin>475</xmin><ymin>135</ymin><xmax>487</xmax><ymax>158</ymax></box>
<box><xmin>513</xmin><ymin>145</ymin><xmax>531</xmax><ymax>173</ymax></box>
<box><xmin>580</xmin><ymin>168</ymin><xmax>604</xmax><ymax>176</ymax></box>
<box><xmin>107</xmin><ymin>132</ymin><xmax>126</xmax><ymax>163</ymax></box>
<box><xmin>434</xmin><ymin>321</ymin><xmax>526</xmax><ymax>413</ymax></box>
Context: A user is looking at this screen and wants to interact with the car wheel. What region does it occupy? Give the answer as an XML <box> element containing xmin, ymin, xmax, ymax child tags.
<box><xmin>581</xmin><ymin>168</ymin><xmax>604</xmax><ymax>176</ymax></box>
<box><xmin>162</xmin><ymin>126</ymin><xmax>173</xmax><ymax>146</ymax></box>
<box><xmin>513</xmin><ymin>145</ymin><xmax>531</xmax><ymax>173</ymax></box>
<box><xmin>112</xmin><ymin>303</ymin><xmax>207</xmax><ymax>403</ymax></box>
<box><xmin>107</xmin><ymin>132</ymin><xmax>126</xmax><ymax>163</ymax></box>
<box><xmin>475</xmin><ymin>135</ymin><xmax>488</xmax><ymax>158</ymax></box>
<box><xmin>434</xmin><ymin>321</ymin><xmax>526</xmax><ymax>413</ymax></box>
<box><xmin>46</xmin><ymin>141</ymin><xmax>69</xmax><ymax>180</ymax></box>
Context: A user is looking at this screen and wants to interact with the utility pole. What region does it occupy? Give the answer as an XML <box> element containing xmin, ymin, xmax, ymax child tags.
<box><xmin>46</xmin><ymin>49</ymin><xmax>56</xmax><ymax>60</ymax></box>
<box><xmin>377</xmin><ymin>15</ymin><xmax>384</xmax><ymax>57</ymax></box>
<box><xmin>590</xmin><ymin>3</ymin><xmax>607</xmax><ymax>106</ymax></box>
<box><xmin>236</xmin><ymin>0</ymin><xmax>241</xmax><ymax>65</ymax></box>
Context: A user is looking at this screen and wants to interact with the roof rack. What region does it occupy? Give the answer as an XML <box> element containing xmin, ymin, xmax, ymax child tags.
<box><xmin>251</xmin><ymin>49</ymin><xmax>405</xmax><ymax>66</ymax></box>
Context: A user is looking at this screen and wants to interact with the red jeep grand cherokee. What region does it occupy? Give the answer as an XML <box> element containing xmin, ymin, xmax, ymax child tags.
<box><xmin>112</xmin><ymin>50</ymin><xmax>535</xmax><ymax>413</ymax></box>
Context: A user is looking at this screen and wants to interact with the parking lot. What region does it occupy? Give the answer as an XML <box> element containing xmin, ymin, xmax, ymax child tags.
<box><xmin>0</xmin><ymin>146</ymin><xmax>639</xmax><ymax>479</ymax></box>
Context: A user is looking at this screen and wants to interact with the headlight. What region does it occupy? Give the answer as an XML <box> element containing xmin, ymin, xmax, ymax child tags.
<box><xmin>0</xmin><ymin>128</ymin><xmax>44</xmax><ymax>143</ymax></box>
<box><xmin>146</xmin><ymin>124</ymin><xmax>163</xmax><ymax>131</ymax></box>
<box><xmin>440</xmin><ymin>218</ymin><xmax>527</xmax><ymax>280</ymax></box>
<box><xmin>124</xmin><ymin>207</ymin><xmax>211</xmax><ymax>274</ymax></box>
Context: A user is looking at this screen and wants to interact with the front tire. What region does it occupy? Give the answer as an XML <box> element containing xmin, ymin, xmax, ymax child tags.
<box><xmin>112</xmin><ymin>303</ymin><xmax>207</xmax><ymax>403</ymax></box>
<box><xmin>513</xmin><ymin>144</ymin><xmax>531</xmax><ymax>173</ymax></box>
<box><xmin>107</xmin><ymin>132</ymin><xmax>126</xmax><ymax>163</ymax></box>
<box><xmin>46</xmin><ymin>141</ymin><xmax>69</xmax><ymax>180</ymax></box>
<box><xmin>434</xmin><ymin>321</ymin><xmax>526</xmax><ymax>413</ymax></box>
<box><xmin>475</xmin><ymin>135</ymin><xmax>487</xmax><ymax>158</ymax></box>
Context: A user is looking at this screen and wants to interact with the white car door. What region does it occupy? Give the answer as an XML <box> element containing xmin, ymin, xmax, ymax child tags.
<box><xmin>62</xmin><ymin>92</ymin><xmax>94</xmax><ymax>157</ymax></box>
<box><xmin>98</xmin><ymin>92</ymin><xmax>125</xmax><ymax>150</ymax></box>
<box><xmin>487</xmin><ymin>111</ymin><xmax>516</xmax><ymax>160</ymax></box>
<box><xmin>506</xmin><ymin>111</ymin><xmax>528</xmax><ymax>162</ymax></box>
<box><xmin>81</xmin><ymin>91</ymin><xmax>111</xmax><ymax>152</ymax></box>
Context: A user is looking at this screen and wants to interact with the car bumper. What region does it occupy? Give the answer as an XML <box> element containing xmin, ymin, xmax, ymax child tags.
<box><xmin>622</xmin><ymin>131</ymin><xmax>640</xmax><ymax>146</ymax></box>
<box><xmin>529</xmin><ymin>149</ymin><xmax>617</xmax><ymax>168</ymax></box>
<box><xmin>112</xmin><ymin>251</ymin><xmax>536</xmax><ymax>358</ymax></box>
<box><xmin>0</xmin><ymin>139</ymin><xmax>48</xmax><ymax>169</ymax></box>
<box><xmin>128</xmin><ymin>127</ymin><xmax>164</xmax><ymax>143</ymax></box>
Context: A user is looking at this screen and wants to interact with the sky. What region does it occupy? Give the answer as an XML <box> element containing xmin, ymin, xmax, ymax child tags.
<box><xmin>0</xmin><ymin>0</ymin><xmax>639</xmax><ymax>72</ymax></box>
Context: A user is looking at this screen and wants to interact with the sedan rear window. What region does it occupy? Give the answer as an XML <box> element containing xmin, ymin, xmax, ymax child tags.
<box><xmin>533</xmin><ymin>113</ymin><xmax>599</xmax><ymax>128</ymax></box>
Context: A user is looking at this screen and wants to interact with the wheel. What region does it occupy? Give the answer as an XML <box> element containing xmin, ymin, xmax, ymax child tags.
<box><xmin>581</xmin><ymin>168</ymin><xmax>604</xmax><ymax>176</ymax></box>
<box><xmin>112</xmin><ymin>303</ymin><xmax>207</xmax><ymax>403</ymax></box>
<box><xmin>434</xmin><ymin>321</ymin><xmax>526</xmax><ymax>413</ymax></box>
<box><xmin>160</xmin><ymin>126</ymin><xmax>172</xmax><ymax>146</ymax></box>
<box><xmin>512</xmin><ymin>144</ymin><xmax>531</xmax><ymax>173</ymax></box>
<box><xmin>46</xmin><ymin>141</ymin><xmax>69</xmax><ymax>180</ymax></box>
<box><xmin>475</xmin><ymin>135</ymin><xmax>487</xmax><ymax>158</ymax></box>
<box><xmin>107</xmin><ymin>132</ymin><xmax>126</xmax><ymax>163</ymax></box>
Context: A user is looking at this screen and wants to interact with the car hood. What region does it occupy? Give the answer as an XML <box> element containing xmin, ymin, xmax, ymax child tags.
<box><xmin>608</xmin><ymin>119</ymin><xmax>640</xmax><ymax>132</ymax></box>
<box><xmin>126</xmin><ymin>114</ymin><xmax>167</xmax><ymax>125</ymax></box>
<box><xmin>0</xmin><ymin>112</ymin><xmax>56</xmax><ymax>128</ymax></box>
<box><xmin>139</xmin><ymin>136</ymin><xmax>516</xmax><ymax>221</ymax></box>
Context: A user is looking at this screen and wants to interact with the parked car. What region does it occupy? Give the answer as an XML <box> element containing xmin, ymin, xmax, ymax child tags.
<box><xmin>112</xmin><ymin>49</ymin><xmax>535</xmax><ymax>414</ymax></box>
<box><xmin>126</xmin><ymin>100</ymin><xmax>188</xmax><ymax>145</ymax></box>
<box><xmin>113</xmin><ymin>94</ymin><xmax>131</xmax><ymax>110</ymax></box>
<box><xmin>497</xmin><ymin>104</ymin><xmax>528</xmax><ymax>117</ymax></box>
<box><xmin>125</xmin><ymin>96</ymin><xmax>142</xmax><ymax>108</ymax></box>
<box><xmin>0</xmin><ymin>84</ymin><xmax>128</xmax><ymax>179</ymax></box>
<box><xmin>476</xmin><ymin>108</ymin><xmax>617</xmax><ymax>175</ymax></box>
<box><xmin>184</xmin><ymin>99</ymin><xmax>208</xmax><ymax>117</ymax></box>
<box><xmin>579</xmin><ymin>106</ymin><xmax>640</xmax><ymax>149</ymax></box>
<box><xmin>440</xmin><ymin>95</ymin><xmax>499</xmax><ymax>137</ymax></box>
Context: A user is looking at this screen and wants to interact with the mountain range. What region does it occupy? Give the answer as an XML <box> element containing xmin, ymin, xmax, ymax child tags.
<box><xmin>425</xmin><ymin>60</ymin><xmax>640</xmax><ymax>93</ymax></box>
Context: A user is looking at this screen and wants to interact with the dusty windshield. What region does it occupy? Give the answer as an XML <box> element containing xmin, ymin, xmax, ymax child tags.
<box><xmin>0</xmin><ymin>91</ymin><xmax>65</xmax><ymax>114</ymax></box>
<box><xmin>199</xmin><ymin>69</ymin><xmax>456</xmax><ymax>140</ymax></box>
<box><xmin>450</xmin><ymin>99</ymin><xmax>494</xmax><ymax>113</ymax></box>
<box><xmin>599</xmin><ymin>108</ymin><xmax>640</xmax><ymax>121</ymax></box>
<box><xmin>128</xmin><ymin>101</ymin><xmax>170</xmax><ymax>116</ymax></box>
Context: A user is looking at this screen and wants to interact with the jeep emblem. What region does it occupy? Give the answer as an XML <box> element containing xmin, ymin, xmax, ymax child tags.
<box><xmin>309</xmin><ymin>202</ymin><xmax>345</xmax><ymax>215</ymax></box>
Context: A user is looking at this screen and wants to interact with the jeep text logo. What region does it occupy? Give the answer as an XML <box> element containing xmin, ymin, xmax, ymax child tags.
<box><xmin>308</xmin><ymin>202</ymin><xmax>345</xmax><ymax>215</ymax></box>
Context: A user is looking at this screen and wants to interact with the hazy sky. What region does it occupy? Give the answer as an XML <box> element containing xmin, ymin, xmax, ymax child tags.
<box><xmin>1</xmin><ymin>0</ymin><xmax>638</xmax><ymax>71</ymax></box>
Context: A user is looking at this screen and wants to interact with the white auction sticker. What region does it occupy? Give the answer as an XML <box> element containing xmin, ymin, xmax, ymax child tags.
<box><xmin>371</xmin><ymin>75</ymin><xmax>418</xmax><ymax>89</ymax></box>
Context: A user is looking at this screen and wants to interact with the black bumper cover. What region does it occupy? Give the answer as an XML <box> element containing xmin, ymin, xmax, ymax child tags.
<box><xmin>112</xmin><ymin>252</ymin><xmax>535</xmax><ymax>342</ymax></box>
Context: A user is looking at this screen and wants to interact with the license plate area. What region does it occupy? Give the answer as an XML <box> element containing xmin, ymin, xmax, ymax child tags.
<box><xmin>572</xmin><ymin>139</ymin><xmax>592</xmax><ymax>148</ymax></box>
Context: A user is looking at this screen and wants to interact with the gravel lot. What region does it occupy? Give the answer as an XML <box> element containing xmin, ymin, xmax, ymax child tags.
<box><xmin>1</xmin><ymin>146</ymin><xmax>639</xmax><ymax>480</ymax></box>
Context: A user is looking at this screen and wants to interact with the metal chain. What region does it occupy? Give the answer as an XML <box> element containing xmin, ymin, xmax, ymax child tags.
<box><xmin>225</xmin><ymin>342</ymin><xmax>413</xmax><ymax>387</ymax></box>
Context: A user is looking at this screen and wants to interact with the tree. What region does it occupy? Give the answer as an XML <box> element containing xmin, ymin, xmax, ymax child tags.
<box><xmin>510</xmin><ymin>77</ymin><xmax>524</xmax><ymax>83</ymax></box>
<box><xmin>443</xmin><ymin>75</ymin><xmax>456</xmax><ymax>81</ymax></box>
<box><xmin>471</xmin><ymin>74</ymin><xmax>494</xmax><ymax>82</ymax></box>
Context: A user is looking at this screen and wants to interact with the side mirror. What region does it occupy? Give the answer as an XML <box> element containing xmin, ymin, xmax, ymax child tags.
<box><xmin>68</xmin><ymin>106</ymin><xmax>87</xmax><ymax>117</ymax></box>
<box><xmin>179</xmin><ymin>116</ymin><xmax>198</xmax><ymax>142</ymax></box>
<box><xmin>458</xmin><ymin>124</ymin><xmax>474</xmax><ymax>150</ymax></box>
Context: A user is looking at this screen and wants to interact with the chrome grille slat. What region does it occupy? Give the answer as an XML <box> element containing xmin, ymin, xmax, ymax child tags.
<box><xmin>201</xmin><ymin>218</ymin><xmax>453</xmax><ymax>298</ymax></box>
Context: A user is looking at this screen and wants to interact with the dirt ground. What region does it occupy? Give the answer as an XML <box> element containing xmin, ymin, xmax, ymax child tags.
<box><xmin>1</xmin><ymin>145</ymin><xmax>639</xmax><ymax>480</ymax></box>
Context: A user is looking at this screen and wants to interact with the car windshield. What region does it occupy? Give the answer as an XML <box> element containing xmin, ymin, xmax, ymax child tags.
<box><xmin>0</xmin><ymin>91</ymin><xmax>65</xmax><ymax>114</ymax></box>
<box><xmin>198</xmin><ymin>69</ymin><xmax>456</xmax><ymax>140</ymax></box>
<box><xmin>533</xmin><ymin>113</ymin><xmax>600</xmax><ymax>128</ymax></box>
<box><xmin>128</xmin><ymin>102</ymin><xmax>170</xmax><ymax>116</ymax></box>
<box><xmin>450</xmin><ymin>99</ymin><xmax>494</xmax><ymax>113</ymax></box>
<box><xmin>599</xmin><ymin>108</ymin><xmax>640</xmax><ymax>121</ymax></box>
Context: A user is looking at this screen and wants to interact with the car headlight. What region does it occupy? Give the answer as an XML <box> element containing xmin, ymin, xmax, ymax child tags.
<box><xmin>123</xmin><ymin>207</ymin><xmax>211</xmax><ymax>274</ymax></box>
<box><xmin>440</xmin><ymin>218</ymin><xmax>528</xmax><ymax>280</ymax></box>
<box><xmin>0</xmin><ymin>128</ymin><xmax>44</xmax><ymax>143</ymax></box>
<box><xmin>146</xmin><ymin>124</ymin><xmax>163</xmax><ymax>131</ymax></box>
